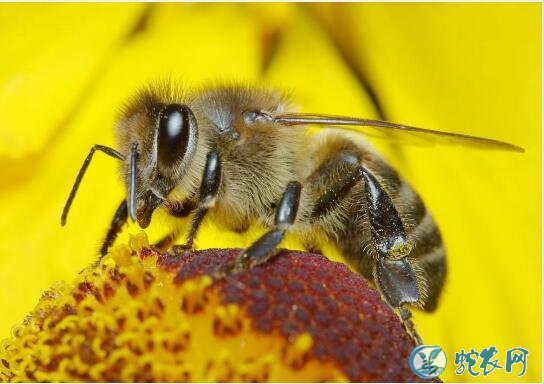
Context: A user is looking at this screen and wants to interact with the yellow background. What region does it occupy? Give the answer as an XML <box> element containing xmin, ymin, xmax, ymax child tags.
<box><xmin>0</xmin><ymin>3</ymin><xmax>540</xmax><ymax>382</ymax></box>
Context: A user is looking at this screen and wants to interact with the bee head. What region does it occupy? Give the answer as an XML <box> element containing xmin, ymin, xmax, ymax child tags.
<box><xmin>118</xmin><ymin>98</ymin><xmax>199</xmax><ymax>228</ymax></box>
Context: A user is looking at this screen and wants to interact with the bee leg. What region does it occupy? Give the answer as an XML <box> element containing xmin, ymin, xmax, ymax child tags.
<box><xmin>311</xmin><ymin>166</ymin><xmax>364</xmax><ymax>219</ymax></box>
<box><xmin>178</xmin><ymin>208</ymin><xmax>209</xmax><ymax>250</ymax></box>
<box><xmin>363</xmin><ymin>168</ymin><xmax>420</xmax><ymax>305</ymax></box>
<box><xmin>87</xmin><ymin>199</ymin><xmax>128</xmax><ymax>269</ymax></box>
<box><xmin>312</xmin><ymin>163</ymin><xmax>423</xmax><ymax>343</ymax></box>
<box><xmin>376</xmin><ymin>257</ymin><xmax>419</xmax><ymax>309</ymax></box>
<box><xmin>166</xmin><ymin>199</ymin><xmax>197</xmax><ymax>218</ymax></box>
<box><xmin>154</xmin><ymin>231</ymin><xmax>180</xmax><ymax>251</ymax></box>
<box><xmin>153</xmin><ymin>199</ymin><xmax>197</xmax><ymax>250</ymax></box>
<box><xmin>399</xmin><ymin>306</ymin><xmax>423</xmax><ymax>346</ymax></box>
<box><xmin>361</xmin><ymin>167</ymin><xmax>423</xmax><ymax>344</ymax></box>
<box><xmin>311</xmin><ymin>165</ymin><xmax>414</xmax><ymax>264</ymax></box>
<box><xmin>176</xmin><ymin>151</ymin><xmax>222</xmax><ymax>251</ymax></box>
<box><xmin>100</xmin><ymin>199</ymin><xmax>128</xmax><ymax>256</ymax></box>
<box><xmin>361</xmin><ymin>168</ymin><xmax>414</xmax><ymax>261</ymax></box>
<box><xmin>378</xmin><ymin>259</ymin><xmax>423</xmax><ymax>346</ymax></box>
<box><xmin>225</xmin><ymin>181</ymin><xmax>302</xmax><ymax>274</ymax></box>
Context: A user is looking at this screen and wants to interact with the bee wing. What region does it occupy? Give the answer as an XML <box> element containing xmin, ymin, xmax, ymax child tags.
<box><xmin>272</xmin><ymin>113</ymin><xmax>524</xmax><ymax>152</ymax></box>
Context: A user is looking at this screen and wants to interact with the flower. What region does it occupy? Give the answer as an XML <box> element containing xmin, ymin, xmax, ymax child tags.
<box><xmin>1</xmin><ymin>233</ymin><xmax>425</xmax><ymax>382</ymax></box>
<box><xmin>0</xmin><ymin>3</ymin><xmax>540</xmax><ymax>382</ymax></box>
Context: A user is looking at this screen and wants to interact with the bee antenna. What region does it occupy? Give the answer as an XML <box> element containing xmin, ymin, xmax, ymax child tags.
<box><xmin>61</xmin><ymin>145</ymin><xmax>125</xmax><ymax>226</ymax></box>
<box><xmin>127</xmin><ymin>143</ymin><xmax>139</xmax><ymax>222</ymax></box>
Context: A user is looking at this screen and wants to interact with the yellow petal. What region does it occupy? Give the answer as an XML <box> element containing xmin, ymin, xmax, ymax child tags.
<box><xmin>0</xmin><ymin>4</ymin><xmax>145</xmax><ymax>159</ymax></box>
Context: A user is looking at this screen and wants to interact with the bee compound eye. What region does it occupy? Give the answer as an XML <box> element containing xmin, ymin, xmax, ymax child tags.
<box><xmin>158</xmin><ymin>104</ymin><xmax>193</xmax><ymax>166</ymax></box>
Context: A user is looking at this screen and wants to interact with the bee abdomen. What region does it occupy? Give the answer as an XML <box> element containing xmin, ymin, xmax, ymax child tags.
<box><xmin>403</xmin><ymin>206</ymin><xmax>447</xmax><ymax>311</ymax></box>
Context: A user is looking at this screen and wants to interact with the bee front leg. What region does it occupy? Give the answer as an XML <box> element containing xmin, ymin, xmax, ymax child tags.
<box><xmin>175</xmin><ymin>150</ymin><xmax>222</xmax><ymax>251</ymax></box>
<box><xmin>225</xmin><ymin>181</ymin><xmax>302</xmax><ymax>274</ymax></box>
<box><xmin>99</xmin><ymin>199</ymin><xmax>128</xmax><ymax>257</ymax></box>
<box><xmin>80</xmin><ymin>199</ymin><xmax>127</xmax><ymax>273</ymax></box>
<box><xmin>81</xmin><ymin>199</ymin><xmax>127</xmax><ymax>271</ymax></box>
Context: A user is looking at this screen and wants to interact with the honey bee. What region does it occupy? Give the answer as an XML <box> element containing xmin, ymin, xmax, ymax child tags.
<box><xmin>61</xmin><ymin>82</ymin><xmax>523</xmax><ymax>344</ymax></box>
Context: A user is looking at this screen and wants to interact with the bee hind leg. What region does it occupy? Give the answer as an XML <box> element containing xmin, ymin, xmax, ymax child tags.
<box><xmin>362</xmin><ymin>167</ymin><xmax>423</xmax><ymax>344</ymax></box>
<box><xmin>222</xmin><ymin>181</ymin><xmax>302</xmax><ymax>275</ymax></box>
<box><xmin>377</xmin><ymin>260</ymin><xmax>423</xmax><ymax>345</ymax></box>
<box><xmin>399</xmin><ymin>306</ymin><xmax>423</xmax><ymax>346</ymax></box>
<box><xmin>312</xmin><ymin>162</ymin><xmax>423</xmax><ymax>344</ymax></box>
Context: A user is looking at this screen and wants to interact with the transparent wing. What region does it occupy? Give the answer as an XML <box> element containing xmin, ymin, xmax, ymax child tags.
<box><xmin>272</xmin><ymin>113</ymin><xmax>524</xmax><ymax>152</ymax></box>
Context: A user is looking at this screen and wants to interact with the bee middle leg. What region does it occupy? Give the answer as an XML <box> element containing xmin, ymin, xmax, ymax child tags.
<box><xmin>224</xmin><ymin>181</ymin><xmax>302</xmax><ymax>274</ymax></box>
<box><xmin>153</xmin><ymin>199</ymin><xmax>197</xmax><ymax>250</ymax></box>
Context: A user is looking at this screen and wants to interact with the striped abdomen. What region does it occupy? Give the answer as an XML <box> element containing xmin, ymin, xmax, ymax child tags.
<box><xmin>304</xmin><ymin>133</ymin><xmax>447</xmax><ymax>311</ymax></box>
